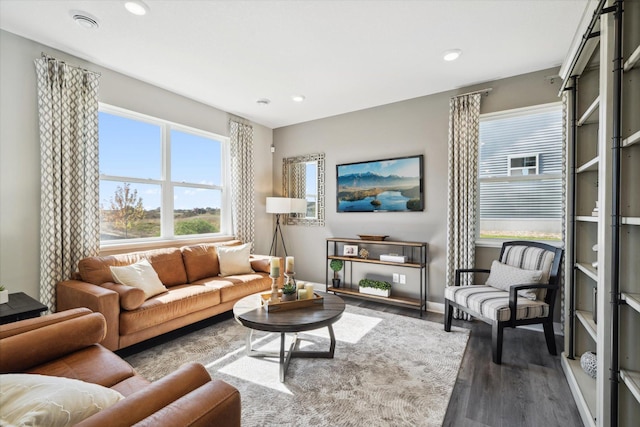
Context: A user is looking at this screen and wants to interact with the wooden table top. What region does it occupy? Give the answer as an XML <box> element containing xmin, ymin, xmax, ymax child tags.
<box><xmin>233</xmin><ymin>292</ymin><xmax>345</xmax><ymax>333</ymax></box>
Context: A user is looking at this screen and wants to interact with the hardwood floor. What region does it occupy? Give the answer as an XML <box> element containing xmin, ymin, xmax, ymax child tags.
<box><xmin>340</xmin><ymin>296</ymin><xmax>584</xmax><ymax>427</ymax></box>
<box><xmin>118</xmin><ymin>295</ymin><xmax>584</xmax><ymax>426</ymax></box>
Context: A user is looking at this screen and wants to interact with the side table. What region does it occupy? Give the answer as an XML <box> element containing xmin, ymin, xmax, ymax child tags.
<box><xmin>0</xmin><ymin>292</ymin><xmax>48</xmax><ymax>325</ymax></box>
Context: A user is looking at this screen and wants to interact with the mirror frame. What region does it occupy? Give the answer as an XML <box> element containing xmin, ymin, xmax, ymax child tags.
<box><xmin>283</xmin><ymin>152</ymin><xmax>325</xmax><ymax>226</ymax></box>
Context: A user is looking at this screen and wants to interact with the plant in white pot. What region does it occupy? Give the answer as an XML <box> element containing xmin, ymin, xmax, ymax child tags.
<box><xmin>281</xmin><ymin>282</ymin><xmax>297</xmax><ymax>302</ymax></box>
<box><xmin>0</xmin><ymin>285</ymin><xmax>8</xmax><ymax>304</ymax></box>
<box><xmin>358</xmin><ymin>279</ymin><xmax>391</xmax><ymax>297</ymax></box>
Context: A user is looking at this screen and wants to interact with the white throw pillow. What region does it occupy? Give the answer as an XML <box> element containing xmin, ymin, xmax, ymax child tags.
<box><xmin>485</xmin><ymin>260</ymin><xmax>543</xmax><ymax>300</ymax></box>
<box><xmin>217</xmin><ymin>243</ymin><xmax>254</xmax><ymax>276</ymax></box>
<box><xmin>0</xmin><ymin>373</ymin><xmax>124</xmax><ymax>427</ymax></box>
<box><xmin>109</xmin><ymin>259</ymin><xmax>167</xmax><ymax>299</ymax></box>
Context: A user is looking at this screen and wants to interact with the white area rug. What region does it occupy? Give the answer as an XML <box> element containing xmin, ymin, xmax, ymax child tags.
<box><xmin>125</xmin><ymin>305</ymin><xmax>469</xmax><ymax>427</ymax></box>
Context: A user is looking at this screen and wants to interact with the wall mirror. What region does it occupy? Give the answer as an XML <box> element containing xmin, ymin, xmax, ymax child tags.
<box><xmin>283</xmin><ymin>153</ymin><xmax>325</xmax><ymax>226</ymax></box>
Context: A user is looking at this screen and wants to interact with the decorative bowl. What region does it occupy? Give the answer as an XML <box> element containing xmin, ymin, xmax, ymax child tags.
<box><xmin>358</xmin><ymin>234</ymin><xmax>388</xmax><ymax>241</ymax></box>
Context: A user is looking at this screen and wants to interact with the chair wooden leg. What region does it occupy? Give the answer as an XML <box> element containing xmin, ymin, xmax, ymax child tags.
<box><xmin>444</xmin><ymin>300</ymin><xmax>453</xmax><ymax>332</ymax></box>
<box><xmin>543</xmin><ymin>320</ymin><xmax>557</xmax><ymax>355</ymax></box>
<box><xmin>492</xmin><ymin>321</ymin><xmax>503</xmax><ymax>364</ymax></box>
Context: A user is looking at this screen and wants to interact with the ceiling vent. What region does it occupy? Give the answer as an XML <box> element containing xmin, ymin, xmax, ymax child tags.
<box><xmin>70</xmin><ymin>11</ymin><xmax>99</xmax><ymax>29</ymax></box>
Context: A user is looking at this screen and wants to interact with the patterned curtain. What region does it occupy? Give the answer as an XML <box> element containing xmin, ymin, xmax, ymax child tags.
<box><xmin>229</xmin><ymin>120</ymin><xmax>255</xmax><ymax>248</ymax></box>
<box><xmin>35</xmin><ymin>56</ymin><xmax>101</xmax><ymax>311</ymax></box>
<box><xmin>290</xmin><ymin>162</ymin><xmax>307</xmax><ymax>200</ymax></box>
<box><xmin>560</xmin><ymin>91</ymin><xmax>569</xmax><ymax>329</ymax></box>
<box><xmin>445</xmin><ymin>93</ymin><xmax>482</xmax><ymax>320</ymax></box>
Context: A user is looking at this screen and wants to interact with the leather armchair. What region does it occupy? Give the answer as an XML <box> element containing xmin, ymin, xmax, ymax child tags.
<box><xmin>0</xmin><ymin>308</ymin><xmax>241</xmax><ymax>426</ymax></box>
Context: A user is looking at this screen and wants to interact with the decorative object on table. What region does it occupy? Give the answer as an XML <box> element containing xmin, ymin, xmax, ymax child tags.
<box><xmin>358</xmin><ymin>278</ymin><xmax>392</xmax><ymax>297</ymax></box>
<box><xmin>269</xmin><ymin>257</ymin><xmax>280</xmax><ymax>303</ymax></box>
<box><xmin>580</xmin><ymin>351</ymin><xmax>597</xmax><ymax>379</ymax></box>
<box><xmin>357</xmin><ymin>234</ymin><xmax>389</xmax><ymax>241</ymax></box>
<box><xmin>0</xmin><ymin>285</ymin><xmax>7</xmax><ymax>304</ymax></box>
<box><xmin>359</xmin><ymin>248</ymin><xmax>369</xmax><ymax>259</ymax></box>
<box><xmin>266</xmin><ymin>197</ymin><xmax>307</xmax><ymax>256</ymax></box>
<box><xmin>380</xmin><ymin>253</ymin><xmax>407</xmax><ymax>263</ymax></box>
<box><xmin>281</xmin><ymin>282</ymin><xmax>297</xmax><ymax>302</ymax></box>
<box><xmin>336</xmin><ymin>155</ymin><xmax>424</xmax><ymax>212</ymax></box>
<box><xmin>329</xmin><ymin>259</ymin><xmax>344</xmax><ymax>288</ymax></box>
<box><xmin>260</xmin><ymin>290</ymin><xmax>324</xmax><ymax>312</ymax></box>
<box><xmin>343</xmin><ymin>245</ymin><xmax>358</xmax><ymax>256</ymax></box>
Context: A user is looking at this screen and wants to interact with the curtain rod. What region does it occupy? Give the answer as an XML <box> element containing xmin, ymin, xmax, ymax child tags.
<box><xmin>451</xmin><ymin>87</ymin><xmax>493</xmax><ymax>99</ymax></box>
<box><xmin>40</xmin><ymin>52</ymin><xmax>101</xmax><ymax>77</ymax></box>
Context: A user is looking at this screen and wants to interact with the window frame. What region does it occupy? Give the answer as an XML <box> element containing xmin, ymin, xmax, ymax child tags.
<box><xmin>507</xmin><ymin>153</ymin><xmax>539</xmax><ymax>176</ymax></box>
<box><xmin>98</xmin><ymin>103</ymin><xmax>231</xmax><ymax>249</ymax></box>
<box><xmin>476</xmin><ymin>102</ymin><xmax>564</xmax><ymax>247</ymax></box>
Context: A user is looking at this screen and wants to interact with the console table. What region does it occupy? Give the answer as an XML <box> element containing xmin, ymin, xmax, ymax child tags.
<box><xmin>326</xmin><ymin>237</ymin><xmax>428</xmax><ymax>316</ymax></box>
<box><xmin>0</xmin><ymin>292</ymin><xmax>48</xmax><ymax>324</ymax></box>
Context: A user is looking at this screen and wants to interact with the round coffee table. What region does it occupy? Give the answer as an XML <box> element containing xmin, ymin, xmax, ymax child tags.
<box><xmin>233</xmin><ymin>292</ymin><xmax>345</xmax><ymax>382</ymax></box>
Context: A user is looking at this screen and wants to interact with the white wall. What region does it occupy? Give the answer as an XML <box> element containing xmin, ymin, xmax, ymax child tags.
<box><xmin>0</xmin><ymin>30</ymin><xmax>274</xmax><ymax>301</ymax></box>
<box><xmin>273</xmin><ymin>68</ymin><xmax>564</xmax><ymax>309</ymax></box>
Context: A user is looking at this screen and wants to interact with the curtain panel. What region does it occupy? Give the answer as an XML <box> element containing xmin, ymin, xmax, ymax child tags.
<box><xmin>35</xmin><ymin>56</ymin><xmax>101</xmax><ymax>311</ymax></box>
<box><xmin>445</xmin><ymin>93</ymin><xmax>481</xmax><ymax>320</ymax></box>
<box><xmin>229</xmin><ymin>120</ymin><xmax>255</xmax><ymax>248</ymax></box>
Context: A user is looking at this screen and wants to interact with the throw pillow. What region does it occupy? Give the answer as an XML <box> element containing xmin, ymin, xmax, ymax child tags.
<box><xmin>485</xmin><ymin>260</ymin><xmax>543</xmax><ymax>300</ymax></box>
<box><xmin>217</xmin><ymin>243</ymin><xmax>254</xmax><ymax>276</ymax></box>
<box><xmin>0</xmin><ymin>373</ymin><xmax>124</xmax><ymax>427</ymax></box>
<box><xmin>109</xmin><ymin>259</ymin><xmax>167</xmax><ymax>299</ymax></box>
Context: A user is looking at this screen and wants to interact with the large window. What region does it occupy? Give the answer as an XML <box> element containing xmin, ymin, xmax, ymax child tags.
<box><xmin>478</xmin><ymin>103</ymin><xmax>563</xmax><ymax>241</ymax></box>
<box><xmin>99</xmin><ymin>105</ymin><xmax>228</xmax><ymax>243</ymax></box>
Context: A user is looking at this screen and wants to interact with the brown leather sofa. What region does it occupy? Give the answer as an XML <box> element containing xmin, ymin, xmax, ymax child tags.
<box><xmin>0</xmin><ymin>308</ymin><xmax>241</xmax><ymax>426</ymax></box>
<box><xmin>57</xmin><ymin>240</ymin><xmax>280</xmax><ymax>351</ymax></box>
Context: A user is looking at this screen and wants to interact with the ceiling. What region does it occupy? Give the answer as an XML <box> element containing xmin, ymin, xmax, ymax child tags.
<box><xmin>0</xmin><ymin>0</ymin><xmax>588</xmax><ymax>129</ymax></box>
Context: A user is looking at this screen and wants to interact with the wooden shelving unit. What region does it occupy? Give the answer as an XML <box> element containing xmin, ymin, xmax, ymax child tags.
<box><xmin>326</xmin><ymin>237</ymin><xmax>428</xmax><ymax>316</ymax></box>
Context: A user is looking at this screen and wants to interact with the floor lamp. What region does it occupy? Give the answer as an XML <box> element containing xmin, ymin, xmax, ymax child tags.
<box><xmin>266</xmin><ymin>197</ymin><xmax>307</xmax><ymax>257</ymax></box>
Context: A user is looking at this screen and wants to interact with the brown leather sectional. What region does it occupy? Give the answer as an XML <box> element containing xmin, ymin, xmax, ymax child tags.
<box><xmin>0</xmin><ymin>308</ymin><xmax>241</xmax><ymax>426</ymax></box>
<box><xmin>57</xmin><ymin>240</ymin><xmax>281</xmax><ymax>350</ymax></box>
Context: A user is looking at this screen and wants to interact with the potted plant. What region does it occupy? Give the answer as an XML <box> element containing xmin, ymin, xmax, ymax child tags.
<box><xmin>329</xmin><ymin>259</ymin><xmax>343</xmax><ymax>288</ymax></box>
<box><xmin>281</xmin><ymin>282</ymin><xmax>297</xmax><ymax>302</ymax></box>
<box><xmin>0</xmin><ymin>285</ymin><xmax>8</xmax><ymax>304</ymax></box>
<box><xmin>358</xmin><ymin>278</ymin><xmax>392</xmax><ymax>297</ymax></box>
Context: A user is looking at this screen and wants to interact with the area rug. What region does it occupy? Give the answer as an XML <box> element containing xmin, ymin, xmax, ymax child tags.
<box><xmin>124</xmin><ymin>305</ymin><xmax>469</xmax><ymax>427</ymax></box>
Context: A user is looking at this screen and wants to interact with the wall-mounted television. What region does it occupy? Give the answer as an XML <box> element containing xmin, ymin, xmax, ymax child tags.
<box><xmin>336</xmin><ymin>154</ymin><xmax>424</xmax><ymax>212</ymax></box>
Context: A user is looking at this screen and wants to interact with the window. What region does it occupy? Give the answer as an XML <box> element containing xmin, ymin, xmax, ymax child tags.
<box><xmin>99</xmin><ymin>105</ymin><xmax>229</xmax><ymax>244</ymax></box>
<box><xmin>508</xmin><ymin>154</ymin><xmax>539</xmax><ymax>176</ymax></box>
<box><xmin>478</xmin><ymin>103</ymin><xmax>563</xmax><ymax>241</ymax></box>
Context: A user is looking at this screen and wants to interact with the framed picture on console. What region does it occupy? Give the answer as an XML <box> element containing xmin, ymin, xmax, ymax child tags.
<box><xmin>336</xmin><ymin>154</ymin><xmax>424</xmax><ymax>212</ymax></box>
<box><xmin>343</xmin><ymin>245</ymin><xmax>358</xmax><ymax>256</ymax></box>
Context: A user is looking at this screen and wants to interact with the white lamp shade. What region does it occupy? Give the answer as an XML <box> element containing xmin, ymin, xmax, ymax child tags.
<box><xmin>266</xmin><ymin>197</ymin><xmax>307</xmax><ymax>214</ymax></box>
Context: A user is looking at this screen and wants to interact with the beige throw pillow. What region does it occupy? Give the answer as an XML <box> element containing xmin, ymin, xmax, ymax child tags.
<box><xmin>0</xmin><ymin>373</ymin><xmax>124</xmax><ymax>427</ymax></box>
<box><xmin>109</xmin><ymin>259</ymin><xmax>167</xmax><ymax>299</ymax></box>
<box><xmin>217</xmin><ymin>243</ymin><xmax>254</xmax><ymax>276</ymax></box>
<box><xmin>485</xmin><ymin>260</ymin><xmax>543</xmax><ymax>300</ymax></box>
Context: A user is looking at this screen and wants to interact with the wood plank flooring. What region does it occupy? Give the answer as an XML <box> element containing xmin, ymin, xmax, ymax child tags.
<box><xmin>343</xmin><ymin>296</ymin><xmax>584</xmax><ymax>427</ymax></box>
<box><xmin>118</xmin><ymin>295</ymin><xmax>584</xmax><ymax>427</ymax></box>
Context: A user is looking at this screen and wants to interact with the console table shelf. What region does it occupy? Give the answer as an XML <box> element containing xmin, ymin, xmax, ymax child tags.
<box><xmin>326</xmin><ymin>237</ymin><xmax>428</xmax><ymax>316</ymax></box>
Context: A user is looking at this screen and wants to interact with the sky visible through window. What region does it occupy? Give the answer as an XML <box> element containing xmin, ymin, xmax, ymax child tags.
<box><xmin>99</xmin><ymin>112</ymin><xmax>222</xmax><ymax>211</ymax></box>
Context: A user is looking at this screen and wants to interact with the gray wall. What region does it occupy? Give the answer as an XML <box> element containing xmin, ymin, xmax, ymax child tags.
<box><xmin>0</xmin><ymin>30</ymin><xmax>274</xmax><ymax>301</ymax></box>
<box><xmin>273</xmin><ymin>68</ymin><xmax>563</xmax><ymax>309</ymax></box>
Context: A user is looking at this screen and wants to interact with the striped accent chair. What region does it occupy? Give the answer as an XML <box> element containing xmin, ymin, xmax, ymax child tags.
<box><xmin>444</xmin><ymin>241</ymin><xmax>564</xmax><ymax>364</ymax></box>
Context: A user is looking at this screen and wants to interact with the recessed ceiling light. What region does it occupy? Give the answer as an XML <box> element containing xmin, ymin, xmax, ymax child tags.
<box><xmin>443</xmin><ymin>49</ymin><xmax>462</xmax><ymax>61</ymax></box>
<box><xmin>70</xmin><ymin>11</ymin><xmax>100</xmax><ymax>29</ymax></box>
<box><xmin>124</xmin><ymin>0</ymin><xmax>149</xmax><ymax>16</ymax></box>
<box><xmin>292</xmin><ymin>95</ymin><xmax>306</xmax><ymax>103</ymax></box>
<box><xmin>256</xmin><ymin>98</ymin><xmax>271</xmax><ymax>106</ymax></box>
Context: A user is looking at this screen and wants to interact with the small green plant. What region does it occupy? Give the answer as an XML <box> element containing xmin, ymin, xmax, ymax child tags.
<box><xmin>282</xmin><ymin>283</ymin><xmax>296</xmax><ymax>295</ymax></box>
<box><xmin>358</xmin><ymin>278</ymin><xmax>391</xmax><ymax>291</ymax></box>
<box><xmin>329</xmin><ymin>259</ymin><xmax>343</xmax><ymax>279</ymax></box>
<box><xmin>0</xmin><ymin>285</ymin><xmax>5</xmax><ymax>291</ymax></box>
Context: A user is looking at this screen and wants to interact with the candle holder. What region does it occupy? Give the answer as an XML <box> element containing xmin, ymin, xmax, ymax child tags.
<box><xmin>269</xmin><ymin>275</ymin><xmax>279</xmax><ymax>303</ymax></box>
